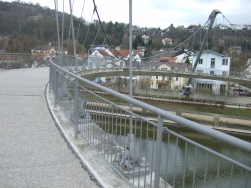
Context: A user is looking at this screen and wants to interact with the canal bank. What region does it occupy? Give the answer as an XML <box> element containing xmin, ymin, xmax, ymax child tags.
<box><xmin>88</xmin><ymin>102</ymin><xmax>251</xmax><ymax>135</ymax></box>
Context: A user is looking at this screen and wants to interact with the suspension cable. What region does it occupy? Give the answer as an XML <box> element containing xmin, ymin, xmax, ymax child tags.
<box><xmin>61</xmin><ymin>0</ymin><xmax>65</xmax><ymax>54</ymax></box>
<box><xmin>80</xmin><ymin>9</ymin><xmax>95</xmax><ymax>54</ymax></box>
<box><xmin>141</xmin><ymin>20</ymin><xmax>210</xmax><ymax>61</ymax></box>
<box><xmin>67</xmin><ymin>0</ymin><xmax>74</xmax><ymax>56</ymax></box>
<box><xmin>76</xmin><ymin>0</ymin><xmax>86</xmax><ymax>41</ymax></box>
<box><xmin>91</xmin><ymin>24</ymin><xmax>101</xmax><ymax>47</ymax></box>
<box><xmin>222</xmin><ymin>13</ymin><xmax>251</xmax><ymax>45</ymax></box>
<box><xmin>92</xmin><ymin>0</ymin><xmax>127</xmax><ymax>58</ymax></box>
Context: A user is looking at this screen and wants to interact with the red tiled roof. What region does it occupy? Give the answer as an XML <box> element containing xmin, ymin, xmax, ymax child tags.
<box><xmin>163</xmin><ymin>38</ymin><xmax>173</xmax><ymax>42</ymax></box>
<box><xmin>134</xmin><ymin>50</ymin><xmax>144</xmax><ymax>52</ymax></box>
<box><xmin>159</xmin><ymin>57</ymin><xmax>177</xmax><ymax>63</ymax></box>
<box><xmin>98</xmin><ymin>50</ymin><xmax>110</xmax><ymax>57</ymax></box>
<box><xmin>110</xmin><ymin>49</ymin><xmax>131</xmax><ymax>58</ymax></box>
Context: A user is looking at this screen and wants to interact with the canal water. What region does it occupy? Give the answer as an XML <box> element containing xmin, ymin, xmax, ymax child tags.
<box><xmin>96</xmin><ymin>116</ymin><xmax>251</xmax><ymax>188</ymax></box>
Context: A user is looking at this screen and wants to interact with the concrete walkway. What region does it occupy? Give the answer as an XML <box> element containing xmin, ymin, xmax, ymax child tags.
<box><xmin>0</xmin><ymin>68</ymin><xmax>99</xmax><ymax>188</ymax></box>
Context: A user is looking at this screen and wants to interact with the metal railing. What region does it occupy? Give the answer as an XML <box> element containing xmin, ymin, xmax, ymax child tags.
<box><xmin>49</xmin><ymin>57</ymin><xmax>251</xmax><ymax>188</ymax></box>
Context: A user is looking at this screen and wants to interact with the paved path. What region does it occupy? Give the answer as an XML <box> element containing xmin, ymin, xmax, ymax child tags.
<box><xmin>0</xmin><ymin>68</ymin><xmax>99</xmax><ymax>188</ymax></box>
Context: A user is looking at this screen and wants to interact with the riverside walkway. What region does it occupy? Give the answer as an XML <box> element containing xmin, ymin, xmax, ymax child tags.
<box><xmin>0</xmin><ymin>68</ymin><xmax>99</xmax><ymax>187</ymax></box>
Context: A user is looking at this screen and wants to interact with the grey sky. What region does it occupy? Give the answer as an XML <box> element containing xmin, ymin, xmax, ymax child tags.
<box><xmin>2</xmin><ymin>0</ymin><xmax>251</xmax><ymax>29</ymax></box>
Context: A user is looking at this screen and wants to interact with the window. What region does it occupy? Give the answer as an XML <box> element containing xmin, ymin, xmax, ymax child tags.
<box><xmin>211</xmin><ymin>58</ymin><xmax>215</xmax><ymax>68</ymax></box>
<box><xmin>162</xmin><ymin>76</ymin><xmax>165</xmax><ymax>80</ymax></box>
<box><xmin>210</xmin><ymin>71</ymin><xmax>214</xmax><ymax>75</ymax></box>
<box><xmin>222</xmin><ymin>71</ymin><xmax>227</xmax><ymax>76</ymax></box>
<box><xmin>222</xmin><ymin>59</ymin><xmax>228</xmax><ymax>65</ymax></box>
<box><xmin>197</xmin><ymin>70</ymin><xmax>203</xmax><ymax>73</ymax></box>
<box><xmin>149</xmin><ymin>76</ymin><xmax>152</xmax><ymax>79</ymax></box>
<box><xmin>199</xmin><ymin>59</ymin><xmax>203</xmax><ymax>64</ymax></box>
<box><xmin>176</xmin><ymin>77</ymin><xmax>179</xmax><ymax>81</ymax></box>
<box><xmin>156</xmin><ymin>76</ymin><xmax>158</xmax><ymax>80</ymax></box>
<box><xmin>161</xmin><ymin>68</ymin><xmax>167</xmax><ymax>71</ymax></box>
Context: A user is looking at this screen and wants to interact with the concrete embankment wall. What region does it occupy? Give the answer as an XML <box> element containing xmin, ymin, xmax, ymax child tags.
<box><xmin>118</xmin><ymin>104</ymin><xmax>251</xmax><ymax>134</ymax></box>
<box><xmin>134</xmin><ymin>88</ymin><xmax>251</xmax><ymax>106</ymax></box>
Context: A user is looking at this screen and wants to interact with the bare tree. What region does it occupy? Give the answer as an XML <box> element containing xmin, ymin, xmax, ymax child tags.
<box><xmin>121</xmin><ymin>34</ymin><xmax>129</xmax><ymax>49</ymax></box>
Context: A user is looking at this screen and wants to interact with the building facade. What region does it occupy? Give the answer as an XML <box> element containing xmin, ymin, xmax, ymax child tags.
<box><xmin>192</xmin><ymin>50</ymin><xmax>231</xmax><ymax>94</ymax></box>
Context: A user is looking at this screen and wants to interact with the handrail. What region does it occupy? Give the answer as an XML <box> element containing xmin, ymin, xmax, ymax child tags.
<box><xmin>51</xmin><ymin>60</ymin><xmax>251</xmax><ymax>153</ymax></box>
<box><xmin>76</xmin><ymin>68</ymin><xmax>250</xmax><ymax>84</ymax></box>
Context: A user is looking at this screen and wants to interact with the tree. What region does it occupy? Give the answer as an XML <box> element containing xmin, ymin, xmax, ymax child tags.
<box><xmin>138</xmin><ymin>76</ymin><xmax>151</xmax><ymax>88</ymax></box>
<box><xmin>185</xmin><ymin>58</ymin><xmax>190</xmax><ymax>64</ymax></box>
<box><xmin>121</xmin><ymin>34</ymin><xmax>129</xmax><ymax>49</ymax></box>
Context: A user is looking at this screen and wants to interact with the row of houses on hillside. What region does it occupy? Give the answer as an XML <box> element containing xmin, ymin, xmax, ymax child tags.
<box><xmin>141</xmin><ymin>35</ymin><xmax>173</xmax><ymax>46</ymax></box>
<box><xmin>30</xmin><ymin>44</ymin><xmax>233</xmax><ymax>95</ymax></box>
<box><xmin>30</xmin><ymin>45</ymin><xmax>68</xmax><ymax>67</ymax></box>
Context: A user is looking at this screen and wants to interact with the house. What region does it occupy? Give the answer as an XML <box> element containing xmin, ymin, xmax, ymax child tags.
<box><xmin>160</xmin><ymin>31</ymin><xmax>167</xmax><ymax>36</ymax></box>
<box><xmin>137</xmin><ymin>46</ymin><xmax>146</xmax><ymax>51</ymax></box>
<box><xmin>187</xmin><ymin>25</ymin><xmax>198</xmax><ymax>32</ymax></box>
<box><xmin>142</xmin><ymin>35</ymin><xmax>150</xmax><ymax>43</ymax></box>
<box><xmin>159</xmin><ymin>57</ymin><xmax>177</xmax><ymax>63</ymax></box>
<box><xmin>246</xmin><ymin>58</ymin><xmax>251</xmax><ymax>65</ymax></box>
<box><xmin>147</xmin><ymin>51</ymin><xmax>176</xmax><ymax>63</ymax></box>
<box><xmin>28</xmin><ymin>16</ymin><xmax>41</xmax><ymax>20</ymax></box>
<box><xmin>143</xmin><ymin>61</ymin><xmax>189</xmax><ymax>89</ymax></box>
<box><xmin>175</xmin><ymin>50</ymin><xmax>194</xmax><ymax>64</ymax></box>
<box><xmin>89</xmin><ymin>48</ymin><xmax>116</xmax><ymax>67</ymax></box>
<box><xmin>192</xmin><ymin>50</ymin><xmax>231</xmax><ymax>94</ymax></box>
<box><xmin>229</xmin><ymin>24</ymin><xmax>243</xmax><ymax>30</ymax></box>
<box><xmin>244</xmin><ymin>64</ymin><xmax>251</xmax><ymax>79</ymax></box>
<box><xmin>89</xmin><ymin>48</ymin><xmax>141</xmax><ymax>83</ymax></box>
<box><xmin>229</xmin><ymin>46</ymin><xmax>242</xmax><ymax>54</ymax></box>
<box><xmin>90</xmin><ymin>50</ymin><xmax>115</xmax><ymax>62</ymax></box>
<box><xmin>31</xmin><ymin>45</ymin><xmax>68</xmax><ymax>67</ymax></box>
<box><xmin>162</xmin><ymin>38</ymin><xmax>173</xmax><ymax>45</ymax></box>
<box><xmin>133</xmin><ymin>50</ymin><xmax>145</xmax><ymax>57</ymax></box>
<box><xmin>244</xmin><ymin>25</ymin><xmax>251</xmax><ymax>30</ymax></box>
<box><xmin>31</xmin><ymin>45</ymin><xmax>68</xmax><ymax>55</ymax></box>
<box><xmin>219</xmin><ymin>25</ymin><xmax>229</xmax><ymax>30</ymax></box>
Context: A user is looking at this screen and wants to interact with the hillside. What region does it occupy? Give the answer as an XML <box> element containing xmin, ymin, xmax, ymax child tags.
<box><xmin>0</xmin><ymin>1</ymin><xmax>250</xmax><ymax>72</ymax></box>
<box><xmin>0</xmin><ymin>1</ymin><xmax>126</xmax><ymax>54</ymax></box>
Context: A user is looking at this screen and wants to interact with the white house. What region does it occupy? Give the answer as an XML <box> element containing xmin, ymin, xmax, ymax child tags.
<box><xmin>175</xmin><ymin>50</ymin><xmax>194</xmax><ymax>63</ymax></box>
<box><xmin>192</xmin><ymin>50</ymin><xmax>231</xmax><ymax>94</ymax></box>
<box><xmin>162</xmin><ymin>38</ymin><xmax>173</xmax><ymax>45</ymax></box>
<box><xmin>142</xmin><ymin>35</ymin><xmax>150</xmax><ymax>43</ymax></box>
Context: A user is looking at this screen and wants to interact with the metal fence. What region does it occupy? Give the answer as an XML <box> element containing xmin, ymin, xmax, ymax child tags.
<box><xmin>50</xmin><ymin>57</ymin><xmax>251</xmax><ymax>188</ymax></box>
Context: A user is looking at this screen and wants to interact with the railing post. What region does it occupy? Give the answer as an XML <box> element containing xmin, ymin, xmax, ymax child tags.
<box><xmin>154</xmin><ymin>115</ymin><xmax>164</xmax><ymax>188</ymax></box>
<box><xmin>74</xmin><ymin>79</ymin><xmax>79</xmax><ymax>139</ymax></box>
<box><xmin>54</xmin><ymin>69</ymin><xmax>58</xmax><ymax>108</ymax></box>
<box><xmin>49</xmin><ymin>65</ymin><xmax>52</xmax><ymax>92</ymax></box>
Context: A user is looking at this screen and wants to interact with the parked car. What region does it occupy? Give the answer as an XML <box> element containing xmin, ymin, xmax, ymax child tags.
<box><xmin>244</xmin><ymin>91</ymin><xmax>251</xmax><ymax>96</ymax></box>
<box><xmin>233</xmin><ymin>89</ymin><xmax>248</xmax><ymax>96</ymax></box>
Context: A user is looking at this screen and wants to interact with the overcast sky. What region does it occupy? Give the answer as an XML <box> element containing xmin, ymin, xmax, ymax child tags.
<box><xmin>2</xmin><ymin>0</ymin><xmax>251</xmax><ymax>29</ymax></box>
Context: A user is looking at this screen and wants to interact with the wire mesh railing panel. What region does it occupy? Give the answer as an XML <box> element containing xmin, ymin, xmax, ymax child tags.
<box><xmin>75</xmin><ymin>85</ymin><xmax>165</xmax><ymax>187</ymax></box>
<box><xmin>161</xmin><ymin>128</ymin><xmax>251</xmax><ymax>188</ymax></box>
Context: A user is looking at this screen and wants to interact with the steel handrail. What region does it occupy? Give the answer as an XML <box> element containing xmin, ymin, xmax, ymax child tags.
<box><xmin>50</xmin><ymin>60</ymin><xmax>251</xmax><ymax>153</ymax></box>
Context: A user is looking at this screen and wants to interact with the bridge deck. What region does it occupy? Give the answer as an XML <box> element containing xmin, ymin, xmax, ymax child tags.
<box><xmin>0</xmin><ymin>68</ymin><xmax>99</xmax><ymax>187</ymax></box>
